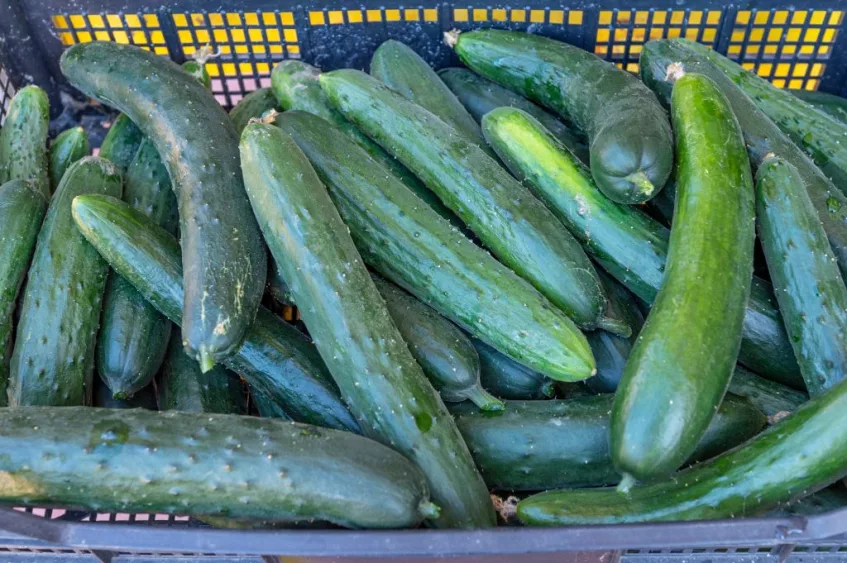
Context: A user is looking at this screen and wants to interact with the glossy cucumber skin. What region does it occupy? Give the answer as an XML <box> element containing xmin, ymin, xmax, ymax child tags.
<box><xmin>230</xmin><ymin>88</ymin><xmax>279</xmax><ymax>134</ymax></box>
<box><xmin>71</xmin><ymin>195</ymin><xmax>359</xmax><ymax>433</ymax></box>
<box><xmin>0</xmin><ymin>407</ymin><xmax>434</xmax><ymax>528</ymax></box>
<box><xmin>275</xmin><ymin>110</ymin><xmax>592</xmax><ymax>382</ymax></box>
<box><xmin>251</xmin><ymin>384</ymin><xmax>291</xmax><ymax>420</ymax></box>
<box><xmin>61</xmin><ymin>41</ymin><xmax>267</xmax><ymax>367</ymax></box>
<box><xmin>93</xmin><ymin>376</ymin><xmax>158</xmax><ymax>409</ymax></box>
<box><xmin>755</xmin><ymin>156</ymin><xmax>847</xmax><ymax>397</ymax></box>
<box><xmin>472</xmin><ymin>338</ymin><xmax>553</xmax><ymax>400</ymax></box>
<box><xmin>322</xmin><ymin>69</ymin><xmax>611</xmax><ymax>336</ymax></box>
<box><xmin>239</xmin><ymin>122</ymin><xmax>494</xmax><ymax>529</ymax></box>
<box><xmin>98</xmin><ymin>113</ymin><xmax>143</xmax><ymax>173</ymax></box>
<box><xmin>266</xmin><ymin>258</ymin><xmax>294</xmax><ymax>305</ymax></box>
<box><xmin>9</xmin><ymin>157</ymin><xmax>122</xmax><ymax>406</ymax></box>
<box><xmin>97</xmin><ymin>139</ymin><xmax>179</xmax><ymax>399</ymax></box>
<box><xmin>0</xmin><ymin>180</ymin><xmax>48</xmax><ymax>405</ymax></box>
<box><xmin>0</xmin><ymin>86</ymin><xmax>50</xmax><ymax>198</ymax></box>
<box><xmin>611</xmin><ymin>74</ymin><xmax>755</xmax><ymax>481</ymax></box>
<box><xmin>48</xmin><ymin>127</ymin><xmax>90</xmax><ymax>193</ymax></box>
<box><xmin>794</xmin><ymin>90</ymin><xmax>847</xmax><ymax>124</ymax></box>
<box><xmin>481</xmin><ymin>103</ymin><xmax>802</xmax><ymax>389</ymax></box>
<box><xmin>438</xmin><ymin>67</ymin><xmax>589</xmax><ymax>163</ymax></box>
<box><xmin>729</xmin><ymin>365</ymin><xmax>807</xmax><ymax>418</ymax></box>
<box><xmin>452</xmin><ymin>30</ymin><xmax>672</xmax><ymax>204</ymax></box>
<box><xmin>517</xmin><ymin>375</ymin><xmax>847</xmax><ymax>525</ymax></box>
<box><xmin>450</xmin><ymin>395</ymin><xmax>765</xmax><ymax>491</ymax></box>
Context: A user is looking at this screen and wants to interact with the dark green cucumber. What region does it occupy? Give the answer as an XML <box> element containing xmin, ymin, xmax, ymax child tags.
<box><xmin>61</xmin><ymin>41</ymin><xmax>267</xmax><ymax>369</ymax></box>
<box><xmin>438</xmin><ymin>67</ymin><xmax>589</xmax><ymax>163</ymax></box>
<box><xmin>0</xmin><ymin>86</ymin><xmax>49</xmax><ymax>198</ymax></box>
<box><xmin>611</xmin><ymin>72</ymin><xmax>755</xmax><ymax>483</ymax></box>
<box><xmin>266</xmin><ymin>257</ymin><xmax>294</xmax><ymax>305</ymax></box>
<box><xmin>0</xmin><ymin>407</ymin><xmax>437</xmax><ymax>528</ymax></box>
<box><xmin>159</xmin><ymin>329</ymin><xmax>244</xmax><ymax>413</ymax></box>
<box><xmin>729</xmin><ymin>365</ymin><xmax>807</xmax><ymax>419</ymax></box>
<box><xmin>93</xmin><ymin>376</ymin><xmax>158</xmax><ymax>409</ymax></box>
<box><xmin>239</xmin><ymin>122</ymin><xmax>493</xmax><ymax>528</ymax></box>
<box><xmin>9</xmin><ymin>158</ymin><xmax>121</xmax><ymax>406</ymax></box>
<box><xmin>450</xmin><ymin>394</ymin><xmax>765</xmax><ymax>491</ymax></box>
<box><xmin>518</xmin><ymin>374</ymin><xmax>847</xmax><ymax>525</ymax></box>
<box><xmin>250</xmin><ymin>384</ymin><xmax>291</xmax><ymax>420</ymax></box>
<box><xmin>755</xmin><ymin>156</ymin><xmax>847</xmax><ymax>396</ymax></box>
<box><xmin>98</xmin><ymin>113</ymin><xmax>143</xmax><ymax>173</ymax></box>
<box><xmin>71</xmin><ymin>195</ymin><xmax>358</xmax><ymax>433</ymax></box>
<box><xmin>370</xmin><ymin>41</ymin><xmax>493</xmax><ymax>156</ymax></box>
<box><xmin>481</xmin><ymin>102</ymin><xmax>802</xmax><ymax>389</ymax></box>
<box><xmin>322</xmin><ymin>70</ymin><xmax>621</xmax><ymax>337</ymax></box>
<box><xmin>449</xmin><ymin>29</ymin><xmax>672</xmax><ymax>204</ymax></box>
<box><xmin>230</xmin><ymin>88</ymin><xmax>279</xmax><ymax>134</ymax></box>
<box><xmin>97</xmin><ymin>139</ymin><xmax>179</xmax><ymax>399</ymax></box>
<box><xmin>48</xmin><ymin>127</ymin><xmax>90</xmax><ymax>192</ymax></box>
<box><xmin>274</xmin><ymin>110</ymin><xmax>593</xmax><ymax>381</ymax></box>
<box><xmin>794</xmin><ymin>90</ymin><xmax>847</xmax><ymax>124</ymax></box>
<box><xmin>769</xmin><ymin>486</ymin><xmax>847</xmax><ymax>517</ymax></box>
<box><xmin>0</xmin><ymin>180</ymin><xmax>48</xmax><ymax>405</ymax></box>
<box><xmin>473</xmin><ymin>338</ymin><xmax>553</xmax><ymax>400</ymax></box>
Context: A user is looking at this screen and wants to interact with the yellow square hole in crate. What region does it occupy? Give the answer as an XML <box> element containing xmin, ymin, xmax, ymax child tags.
<box><xmin>328</xmin><ymin>10</ymin><xmax>344</xmax><ymax>24</ymax></box>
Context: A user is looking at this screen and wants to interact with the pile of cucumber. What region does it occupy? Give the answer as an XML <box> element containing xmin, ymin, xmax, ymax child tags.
<box><xmin>0</xmin><ymin>30</ymin><xmax>846</xmax><ymax>530</ymax></box>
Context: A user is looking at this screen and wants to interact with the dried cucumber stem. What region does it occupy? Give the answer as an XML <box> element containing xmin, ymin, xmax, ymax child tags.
<box><xmin>250</xmin><ymin>109</ymin><xmax>280</xmax><ymax>126</ymax></box>
<box><xmin>665</xmin><ymin>62</ymin><xmax>686</xmax><ymax>82</ymax></box>
<box><xmin>191</xmin><ymin>44</ymin><xmax>219</xmax><ymax>64</ymax></box>
<box><xmin>443</xmin><ymin>29</ymin><xmax>461</xmax><ymax>49</ymax></box>
<box><xmin>491</xmin><ymin>494</ymin><xmax>519</xmax><ymax>523</ymax></box>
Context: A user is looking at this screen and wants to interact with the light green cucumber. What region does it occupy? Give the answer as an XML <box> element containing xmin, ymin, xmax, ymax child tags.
<box><xmin>0</xmin><ymin>86</ymin><xmax>49</xmax><ymax>198</ymax></box>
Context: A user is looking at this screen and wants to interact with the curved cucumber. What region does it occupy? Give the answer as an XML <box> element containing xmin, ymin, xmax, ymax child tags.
<box><xmin>9</xmin><ymin>157</ymin><xmax>122</xmax><ymax>406</ymax></box>
<box><xmin>473</xmin><ymin>338</ymin><xmax>553</xmax><ymax>400</ymax></box>
<box><xmin>93</xmin><ymin>376</ymin><xmax>158</xmax><ymax>409</ymax></box>
<box><xmin>794</xmin><ymin>90</ymin><xmax>847</xmax><ymax>124</ymax></box>
<box><xmin>48</xmin><ymin>127</ymin><xmax>90</xmax><ymax>192</ymax></box>
<box><xmin>230</xmin><ymin>88</ymin><xmax>279</xmax><ymax>134</ymax></box>
<box><xmin>322</xmin><ymin>69</ymin><xmax>619</xmax><ymax>337</ymax></box>
<box><xmin>71</xmin><ymin>195</ymin><xmax>359</xmax><ymax>433</ymax></box>
<box><xmin>0</xmin><ymin>86</ymin><xmax>49</xmax><ymax>198</ymax></box>
<box><xmin>450</xmin><ymin>29</ymin><xmax>672</xmax><ymax>204</ymax></box>
<box><xmin>611</xmin><ymin>73</ymin><xmax>755</xmax><ymax>482</ymax></box>
<box><xmin>729</xmin><ymin>365</ymin><xmax>807</xmax><ymax>419</ymax></box>
<box><xmin>481</xmin><ymin>103</ymin><xmax>801</xmax><ymax>389</ymax></box>
<box><xmin>275</xmin><ymin>110</ymin><xmax>592</xmax><ymax>382</ymax></box>
<box><xmin>98</xmin><ymin>113</ymin><xmax>143</xmax><ymax>173</ymax></box>
<box><xmin>438</xmin><ymin>67</ymin><xmax>589</xmax><ymax>163</ymax></box>
<box><xmin>0</xmin><ymin>180</ymin><xmax>48</xmax><ymax>405</ymax></box>
<box><xmin>240</xmin><ymin>121</ymin><xmax>493</xmax><ymax>528</ymax></box>
<box><xmin>61</xmin><ymin>41</ymin><xmax>267</xmax><ymax>368</ymax></box>
<box><xmin>0</xmin><ymin>407</ymin><xmax>436</xmax><ymax>528</ymax></box>
<box><xmin>450</xmin><ymin>394</ymin><xmax>765</xmax><ymax>491</ymax></box>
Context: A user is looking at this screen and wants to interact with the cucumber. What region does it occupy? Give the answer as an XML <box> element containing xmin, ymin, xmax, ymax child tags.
<box><xmin>517</xmin><ymin>375</ymin><xmax>847</xmax><ymax>525</ymax></box>
<box><xmin>0</xmin><ymin>86</ymin><xmax>49</xmax><ymax>198</ymax></box>
<box><xmin>98</xmin><ymin>113</ymin><xmax>143</xmax><ymax>173</ymax></box>
<box><xmin>93</xmin><ymin>376</ymin><xmax>158</xmax><ymax>410</ymax></box>
<box><xmin>370</xmin><ymin>41</ymin><xmax>493</xmax><ymax>156</ymax></box>
<box><xmin>274</xmin><ymin>110</ymin><xmax>593</xmax><ymax>381</ymax></box>
<box><xmin>0</xmin><ymin>407</ymin><xmax>437</xmax><ymax>528</ymax></box>
<box><xmin>448</xmin><ymin>29</ymin><xmax>672</xmax><ymax>204</ymax></box>
<box><xmin>437</xmin><ymin>67</ymin><xmax>589</xmax><ymax>163</ymax></box>
<box><xmin>239</xmin><ymin>121</ymin><xmax>494</xmax><ymax>528</ymax></box>
<box><xmin>769</xmin><ymin>486</ymin><xmax>847</xmax><ymax>517</ymax></box>
<box><xmin>266</xmin><ymin>257</ymin><xmax>294</xmax><ymax>306</ymax></box>
<box><xmin>450</xmin><ymin>394</ymin><xmax>765</xmax><ymax>491</ymax></box>
<box><xmin>61</xmin><ymin>41</ymin><xmax>268</xmax><ymax>369</ymax></box>
<box><xmin>794</xmin><ymin>90</ymin><xmax>847</xmax><ymax>124</ymax></box>
<box><xmin>481</xmin><ymin>103</ymin><xmax>802</xmax><ymax>388</ymax></box>
<box><xmin>48</xmin><ymin>127</ymin><xmax>90</xmax><ymax>192</ymax></box>
<box><xmin>97</xmin><ymin>139</ymin><xmax>179</xmax><ymax>399</ymax></box>
<box><xmin>611</xmin><ymin>72</ymin><xmax>755</xmax><ymax>483</ymax></box>
<box><xmin>250</xmin><ymin>384</ymin><xmax>291</xmax><ymax>420</ymax></box>
<box><xmin>159</xmin><ymin>329</ymin><xmax>244</xmax><ymax>414</ymax></box>
<box><xmin>8</xmin><ymin>158</ymin><xmax>121</xmax><ymax>406</ymax></box>
<box><xmin>71</xmin><ymin>194</ymin><xmax>359</xmax><ymax>433</ymax></box>
<box><xmin>0</xmin><ymin>180</ymin><xmax>48</xmax><ymax>405</ymax></box>
<box><xmin>729</xmin><ymin>365</ymin><xmax>807</xmax><ymax>419</ymax></box>
<box><xmin>182</xmin><ymin>60</ymin><xmax>211</xmax><ymax>89</ymax></box>
<box><xmin>473</xmin><ymin>338</ymin><xmax>553</xmax><ymax>400</ymax></box>
<box><xmin>230</xmin><ymin>88</ymin><xmax>279</xmax><ymax>134</ymax></box>
<box><xmin>322</xmin><ymin>70</ymin><xmax>623</xmax><ymax>337</ymax></box>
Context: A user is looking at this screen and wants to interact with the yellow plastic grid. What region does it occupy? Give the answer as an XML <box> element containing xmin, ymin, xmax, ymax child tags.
<box><xmin>309</xmin><ymin>8</ymin><xmax>439</xmax><ymax>25</ymax></box>
<box><xmin>51</xmin><ymin>13</ymin><xmax>170</xmax><ymax>55</ymax></box>
<box><xmin>729</xmin><ymin>9</ymin><xmax>843</xmax><ymax>90</ymax></box>
<box><xmin>452</xmin><ymin>7</ymin><xmax>583</xmax><ymax>25</ymax></box>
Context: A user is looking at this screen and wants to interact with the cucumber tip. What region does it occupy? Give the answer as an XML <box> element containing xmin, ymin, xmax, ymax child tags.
<box><xmin>418</xmin><ymin>501</ymin><xmax>441</xmax><ymax>520</ymax></box>
<box><xmin>616</xmin><ymin>473</ymin><xmax>637</xmax><ymax>495</ymax></box>
<box><xmin>198</xmin><ymin>349</ymin><xmax>216</xmax><ymax>373</ymax></box>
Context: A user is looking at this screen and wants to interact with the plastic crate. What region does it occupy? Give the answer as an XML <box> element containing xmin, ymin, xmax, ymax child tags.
<box><xmin>2</xmin><ymin>0</ymin><xmax>847</xmax><ymax>558</ymax></box>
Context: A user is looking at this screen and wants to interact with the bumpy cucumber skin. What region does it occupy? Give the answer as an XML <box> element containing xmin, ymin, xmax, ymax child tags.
<box><xmin>0</xmin><ymin>180</ymin><xmax>48</xmax><ymax>405</ymax></box>
<box><xmin>322</xmin><ymin>69</ymin><xmax>612</xmax><ymax>337</ymax></box>
<box><xmin>611</xmin><ymin>74</ymin><xmax>755</xmax><ymax>481</ymax></box>
<box><xmin>275</xmin><ymin>110</ymin><xmax>592</xmax><ymax>382</ymax></box>
<box><xmin>755</xmin><ymin>156</ymin><xmax>847</xmax><ymax>397</ymax></box>
<box><xmin>9</xmin><ymin>157</ymin><xmax>122</xmax><ymax>406</ymax></box>
<box><xmin>239</xmin><ymin>122</ymin><xmax>493</xmax><ymax>529</ymax></box>
<box><xmin>729</xmin><ymin>365</ymin><xmax>807</xmax><ymax>418</ymax></box>
<box><xmin>0</xmin><ymin>86</ymin><xmax>50</xmax><ymax>198</ymax></box>
<box><xmin>230</xmin><ymin>88</ymin><xmax>279</xmax><ymax>134</ymax></box>
<box><xmin>438</xmin><ymin>67</ymin><xmax>589</xmax><ymax>163</ymax></box>
<box><xmin>48</xmin><ymin>127</ymin><xmax>90</xmax><ymax>193</ymax></box>
<box><xmin>71</xmin><ymin>195</ymin><xmax>358</xmax><ymax>433</ymax></box>
<box><xmin>0</xmin><ymin>407</ymin><xmax>434</xmax><ymax>528</ymax></box>
<box><xmin>481</xmin><ymin>103</ymin><xmax>802</xmax><ymax>389</ymax></box>
<box><xmin>450</xmin><ymin>395</ymin><xmax>765</xmax><ymax>491</ymax></box>
<box><xmin>473</xmin><ymin>338</ymin><xmax>553</xmax><ymax>400</ymax></box>
<box><xmin>452</xmin><ymin>30</ymin><xmax>672</xmax><ymax>204</ymax></box>
<box><xmin>98</xmin><ymin>113</ymin><xmax>143</xmax><ymax>173</ymax></box>
<box><xmin>61</xmin><ymin>42</ymin><xmax>267</xmax><ymax>367</ymax></box>
<box><xmin>518</xmin><ymin>375</ymin><xmax>847</xmax><ymax>525</ymax></box>
<box><xmin>794</xmin><ymin>90</ymin><xmax>847</xmax><ymax>124</ymax></box>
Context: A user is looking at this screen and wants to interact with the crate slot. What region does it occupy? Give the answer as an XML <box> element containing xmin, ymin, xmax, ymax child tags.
<box><xmin>51</xmin><ymin>12</ymin><xmax>169</xmax><ymax>56</ymax></box>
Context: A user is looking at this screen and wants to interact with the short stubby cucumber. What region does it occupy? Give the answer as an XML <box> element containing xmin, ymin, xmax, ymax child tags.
<box><xmin>61</xmin><ymin>41</ymin><xmax>268</xmax><ymax>369</ymax></box>
<box><xmin>473</xmin><ymin>338</ymin><xmax>554</xmax><ymax>400</ymax></box>
<box><xmin>9</xmin><ymin>157</ymin><xmax>122</xmax><ymax>406</ymax></box>
<box><xmin>98</xmin><ymin>113</ymin><xmax>143</xmax><ymax>173</ymax></box>
<box><xmin>48</xmin><ymin>127</ymin><xmax>90</xmax><ymax>192</ymax></box>
<box><xmin>0</xmin><ymin>407</ymin><xmax>437</xmax><ymax>528</ymax></box>
<box><xmin>239</xmin><ymin>122</ymin><xmax>494</xmax><ymax>528</ymax></box>
<box><xmin>230</xmin><ymin>88</ymin><xmax>279</xmax><ymax>134</ymax></box>
<box><xmin>794</xmin><ymin>90</ymin><xmax>847</xmax><ymax>124</ymax></box>
<box><xmin>449</xmin><ymin>29</ymin><xmax>673</xmax><ymax>204</ymax></box>
<box><xmin>0</xmin><ymin>86</ymin><xmax>50</xmax><ymax>198</ymax></box>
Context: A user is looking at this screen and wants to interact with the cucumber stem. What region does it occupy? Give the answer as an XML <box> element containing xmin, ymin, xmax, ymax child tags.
<box><xmin>418</xmin><ymin>500</ymin><xmax>441</xmax><ymax>521</ymax></box>
<box><xmin>616</xmin><ymin>473</ymin><xmax>637</xmax><ymax>495</ymax></box>
<box><xmin>665</xmin><ymin>62</ymin><xmax>686</xmax><ymax>82</ymax></box>
<box><xmin>461</xmin><ymin>385</ymin><xmax>505</xmax><ymax>411</ymax></box>
<box><xmin>198</xmin><ymin>348</ymin><xmax>216</xmax><ymax>373</ymax></box>
<box><xmin>625</xmin><ymin>171</ymin><xmax>656</xmax><ymax>197</ymax></box>
<box><xmin>541</xmin><ymin>379</ymin><xmax>556</xmax><ymax>398</ymax></box>
<box><xmin>443</xmin><ymin>29</ymin><xmax>460</xmax><ymax>49</ymax></box>
<box><xmin>597</xmin><ymin>316</ymin><xmax>633</xmax><ymax>339</ymax></box>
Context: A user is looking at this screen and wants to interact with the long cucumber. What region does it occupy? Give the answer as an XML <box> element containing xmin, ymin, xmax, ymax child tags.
<box><xmin>473</xmin><ymin>338</ymin><xmax>554</xmax><ymax>400</ymax></box>
<box><xmin>794</xmin><ymin>90</ymin><xmax>847</xmax><ymax>124</ymax></box>
<box><xmin>0</xmin><ymin>86</ymin><xmax>49</xmax><ymax>198</ymax></box>
<box><xmin>48</xmin><ymin>127</ymin><xmax>90</xmax><ymax>192</ymax></box>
